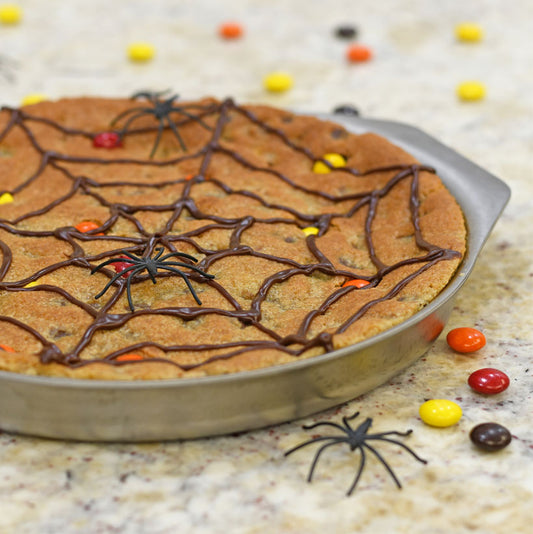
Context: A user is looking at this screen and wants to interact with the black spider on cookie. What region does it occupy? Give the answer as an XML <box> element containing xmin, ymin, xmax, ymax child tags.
<box><xmin>285</xmin><ymin>411</ymin><xmax>427</xmax><ymax>495</ymax></box>
<box><xmin>109</xmin><ymin>90</ymin><xmax>214</xmax><ymax>158</ymax></box>
<box><xmin>91</xmin><ymin>246</ymin><xmax>214</xmax><ymax>312</ymax></box>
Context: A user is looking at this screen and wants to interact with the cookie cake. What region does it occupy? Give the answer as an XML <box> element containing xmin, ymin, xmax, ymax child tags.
<box><xmin>0</xmin><ymin>93</ymin><xmax>466</xmax><ymax>380</ymax></box>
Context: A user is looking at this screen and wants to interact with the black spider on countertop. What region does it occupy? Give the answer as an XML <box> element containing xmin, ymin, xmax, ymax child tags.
<box><xmin>91</xmin><ymin>246</ymin><xmax>214</xmax><ymax>312</ymax></box>
<box><xmin>285</xmin><ymin>411</ymin><xmax>427</xmax><ymax>495</ymax></box>
<box><xmin>109</xmin><ymin>90</ymin><xmax>213</xmax><ymax>158</ymax></box>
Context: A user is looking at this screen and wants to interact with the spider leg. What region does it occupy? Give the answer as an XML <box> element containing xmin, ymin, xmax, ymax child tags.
<box><xmin>367</xmin><ymin>436</ymin><xmax>427</xmax><ymax>464</ymax></box>
<box><xmin>125</xmin><ymin>266</ymin><xmax>143</xmax><ymax>312</ymax></box>
<box><xmin>158</xmin><ymin>262</ymin><xmax>215</xmax><ymax>278</ymax></box>
<box><xmin>302</xmin><ymin>421</ymin><xmax>347</xmax><ymax>433</ymax></box>
<box><xmin>164</xmin><ymin>115</ymin><xmax>187</xmax><ymax>152</ymax></box>
<box><xmin>119</xmin><ymin>251</ymin><xmax>142</xmax><ymax>262</ymax></box>
<box><xmin>368</xmin><ymin>429</ymin><xmax>413</xmax><ymax>438</ymax></box>
<box><xmin>118</xmin><ymin>110</ymin><xmax>155</xmax><ymax>139</ymax></box>
<box><xmin>346</xmin><ymin>447</ymin><xmax>366</xmax><ymax>496</ymax></box>
<box><xmin>110</xmin><ymin>107</ymin><xmax>151</xmax><ymax>127</ymax></box>
<box><xmin>284</xmin><ymin>435</ymin><xmax>343</xmax><ymax>457</ymax></box>
<box><xmin>159</xmin><ymin>251</ymin><xmax>198</xmax><ymax>263</ymax></box>
<box><xmin>91</xmin><ymin>258</ymin><xmax>136</xmax><ymax>274</ymax></box>
<box><xmin>158</xmin><ymin>266</ymin><xmax>203</xmax><ymax>305</ymax></box>
<box><xmin>153</xmin><ymin>247</ymin><xmax>165</xmax><ymax>261</ymax></box>
<box><xmin>363</xmin><ymin>443</ymin><xmax>402</xmax><ymax>489</ymax></box>
<box><xmin>307</xmin><ymin>439</ymin><xmax>345</xmax><ymax>482</ymax></box>
<box><xmin>93</xmin><ymin>265</ymin><xmax>139</xmax><ymax>299</ymax></box>
<box><xmin>169</xmin><ymin>107</ymin><xmax>213</xmax><ymax>131</ymax></box>
<box><xmin>149</xmin><ymin>120</ymin><xmax>166</xmax><ymax>158</ymax></box>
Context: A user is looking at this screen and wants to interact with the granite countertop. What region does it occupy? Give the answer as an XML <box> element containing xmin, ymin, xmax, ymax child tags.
<box><xmin>1</xmin><ymin>1</ymin><xmax>532</xmax><ymax>532</ymax></box>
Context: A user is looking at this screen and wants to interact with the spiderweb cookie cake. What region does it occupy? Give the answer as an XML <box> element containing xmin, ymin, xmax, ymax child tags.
<box><xmin>0</xmin><ymin>93</ymin><xmax>465</xmax><ymax>379</ymax></box>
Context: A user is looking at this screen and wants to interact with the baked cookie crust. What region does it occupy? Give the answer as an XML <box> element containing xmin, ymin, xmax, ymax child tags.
<box><xmin>0</xmin><ymin>95</ymin><xmax>465</xmax><ymax>380</ymax></box>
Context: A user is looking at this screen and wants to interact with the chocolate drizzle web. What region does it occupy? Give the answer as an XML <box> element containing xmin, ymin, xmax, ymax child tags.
<box><xmin>0</xmin><ymin>96</ymin><xmax>461</xmax><ymax>373</ymax></box>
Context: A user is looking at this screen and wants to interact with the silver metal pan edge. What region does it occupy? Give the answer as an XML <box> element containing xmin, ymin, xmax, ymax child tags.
<box><xmin>0</xmin><ymin>115</ymin><xmax>511</xmax><ymax>442</ymax></box>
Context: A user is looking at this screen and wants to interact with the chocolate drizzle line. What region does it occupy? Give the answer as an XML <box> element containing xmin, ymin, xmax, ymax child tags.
<box><xmin>0</xmin><ymin>97</ymin><xmax>461</xmax><ymax>373</ymax></box>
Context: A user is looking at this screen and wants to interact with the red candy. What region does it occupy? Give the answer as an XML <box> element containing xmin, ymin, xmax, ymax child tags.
<box><xmin>446</xmin><ymin>327</ymin><xmax>486</xmax><ymax>353</ymax></box>
<box><xmin>113</xmin><ymin>257</ymin><xmax>135</xmax><ymax>278</ymax></box>
<box><xmin>468</xmin><ymin>368</ymin><xmax>510</xmax><ymax>394</ymax></box>
<box><xmin>93</xmin><ymin>132</ymin><xmax>122</xmax><ymax>148</ymax></box>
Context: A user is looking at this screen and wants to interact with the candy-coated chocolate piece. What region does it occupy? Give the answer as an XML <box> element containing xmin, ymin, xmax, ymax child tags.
<box><xmin>113</xmin><ymin>257</ymin><xmax>135</xmax><ymax>278</ymax></box>
<box><xmin>0</xmin><ymin>4</ymin><xmax>22</xmax><ymax>25</ymax></box>
<box><xmin>0</xmin><ymin>192</ymin><xmax>14</xmax><ymax>204</ymax></box>
<box><xmin>455</xmin><ymin>23</ymin><xmax>483</xmax><ymax>42</ymax></box>
<box><xmin>302</xmin><ymin>226</ymin><xmax>319</xmax><ymax>237</ymax></box>
<box><xmin>335</xmin><ymin>25</ymin><xmax>358</xmax><ymax>39</ymax></box>
<box><xmin>457</xmin><ymin>81</ymin><xmax>486</xmax><ymax>101</ymax></box>
<box><xmin>24</xmin><ymin>281</ymin><xmax>39</xmax><ymax>288</ymax></box>
<box><xmin>333</xmin><ymin>104</ymin><xmax>360</xmax><ymax>116</ymax></box>
<box><xmin>346</xmin><ymin>44</ymin><xmax>372</xmax><ymax>62</ymax></box>
<box><xmin>470</xmin><ymin>422</ymin><xmax>511</xmax><ymax>451</ymax></box>
<box><xmin>219</xmin><ymin>22</ymin><xmax>243</xmax><ymax>39</ymax></box>
<box><xmin>343</xmin><ymin>279</ymin><xmax>370</xmax><ymax>288</ymax></box>
<box><xmin>116</xmin><ymin>353</ymin><xmax>144</xmax><ymax>362</ymax></box>
<box><xmin>0</xmin><ymin>343</ymin><xmax>15</xmax><ymax>352</ymax></box>
<box><xmin>263</xmin><ymin>72</ymin><xmax>293</xmax><ymax>93</ymax></box>
<box><xmin>419</xmin><ymin>399</ymin><xmax>462</xmax><ymax>427</ymax></box>
<box><xmin>75</xmin><ymin>221</ymin><xmax>100</xmax><ymax>233</ymax></box>
<box><xmin>21</xmin><ymin>93</ymin><xmax>47</xmax><ymax>106</ymax></box>
<box><xmin>313</xmin><ymin>153</ymin><xmax>346</xmax><ymax>174</ymax></box>
<box><xmin>127</xmin><ymin>42</ymin><xmax>155</xmax><ymax>62</ymax></box>
<box><xmin>468</xmin><ymin>368</ymin><xmax>510</xmax><ymax>394</ymax></box>
<box><xmin>93</xmin><ymin>132</ymin><xmax>122</xmax><ymax>148</ymax></box>
<box><xmin>446</xmin><ymin>327</ymin><xmax>486</xmax><ymax>353</ymax></box>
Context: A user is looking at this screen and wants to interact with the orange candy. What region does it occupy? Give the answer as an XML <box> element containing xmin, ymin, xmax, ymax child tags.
<box><xmin>346</xmin><ymin>44</ymin><xmax>373</xmax><ymax>63</ymax></box>
<box><xmin>0</xmin><ymin>344</ymin><xmax>15</xmax><ymax>352</ymax></box>
<box><xmin>75</xmin><ymin>221</ymin><xmax>103</xmax><ymax>234</ymax></box>
<box><xmin>446</xmin><ymin>327</ymin><xmax>486</xmax><ymax>353</ymax></box>
<box><xmin>115</xmin><ymin>353</ymin><xmax>144</xmax><ymax>362</ymax></box>
<box><xmin>342</xmin><ymin>279</ymin><xmax>370</xmax><ymax>289</ymax></box>
<box><xmin>219</xmin><ymin>22</ymin><xmax>243</xmax><ymax>39</ymax></box>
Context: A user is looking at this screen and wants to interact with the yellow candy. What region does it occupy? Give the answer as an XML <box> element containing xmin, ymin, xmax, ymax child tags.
<box><xmin>128</xmin><ymin>42</ymin><xmax>156</xmax><ymax>62</ymax></box>
<box><xmin>313</xmin><ymin>153</ymin><xmax>346</xmax><ymax>174</ymax></box>
<box><xmin>302</xmin><ymin>227</ymin><xmax>319</xmax><ymax>237</ymax></box>
<box><xmin>0</xmin><ymin>4</ymin><xmax>22</xmax><ymax>25</ymax></box>
<box><xmin>0</xmin><ymin>192</ymin><xmax>13</xmax><ymax>205</ymax></box>
<box><xmin>21</xmin><ymin>93</ymin><xmax>47</xmax><ymax>106</ymax></box>
<box><xmin>263</xmin><ymin>72</ymin><xmax>293</xmax><ymax>93</ymax></box>
<box><xmin>457</xmin><ymin>81</ymin><xmax>486</xmax><ymax>102</ymax></box>
<box><xmin>24</xmin><ymin>281</ymin><xmax>39</xmax><ymax>288</ymax></box>
<box><xmin>419</xmin><ymin>399</ymin><xmax>462</xmax><ymax>427</ymax></box>
<box><xmin>455</xmin><ymin>23</ymin><xmax>483</xmax><ymax>42</ymax></box>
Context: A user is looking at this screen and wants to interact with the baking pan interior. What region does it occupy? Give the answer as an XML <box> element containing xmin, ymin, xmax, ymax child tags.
<box><xmin>0</xmin><ymin>114</ymin><xmax>511</xmax><ymax>441</ymax></box>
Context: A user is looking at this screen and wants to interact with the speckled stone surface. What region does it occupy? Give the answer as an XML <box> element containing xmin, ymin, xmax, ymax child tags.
<box><xmin>1</xmin><ymin>1</ymin><xmax>532</xmax><ymax>532</ymax></box>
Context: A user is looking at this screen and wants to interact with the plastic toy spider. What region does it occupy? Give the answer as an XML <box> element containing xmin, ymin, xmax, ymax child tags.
<box><xmin>285</xmin><ymin>411</ymin><xmax>427</xmax><ymax>496</ymax></box>
<box><xmin>91</xmin><ymin>246</ymin><xmax>214</xmax><ymax>312</ymax></box>
<box><xmin>109</xmin><ymin>90</ymin><xmax>213</xmax><ymax>158</ymax></box>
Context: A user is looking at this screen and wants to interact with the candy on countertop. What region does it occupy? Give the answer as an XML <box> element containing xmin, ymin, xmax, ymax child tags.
<box><xmin>334</xmin><ymin>25</ymin><xmax>358</xmax><ymax>39</ymax></box>
<box><xmin>313</xmin><ymin>153</ymin><xmax>346</xmax><ymax>174</ymax></box>
<box><xmin>0</xmin><ymin>192</ymin><xmax>14</xmax><ymax>204</ymax></box>
<box><xmin>127</xmin><ymin>42</ymin><xmax>156</xmax><ymax>62</ymax></box>
<box><xmin>302</xmin><ymin>226</ymin><xmax>319</xmax><ymax>237</ymax></box>
<box><xmin>219</xmin><ymin>22</ymin><xmax>244</xmax><ymax>39</ymax></box>
<box><xmin>333</xmin><ymin>104</ymin><xmax>360</xmax><ymax>116</ymax></box>
<box><xmin>470</xmin><ymin>422</ymin><xmax>512</xmax><ymax>451</ymax></box>
<box><xmin>446</xmin><ymin>327</ymin><xmax>486</xmax><ymax>353</ymax></box>
<box><xmin>455</xmin><ymin>22</ymin><xmax>483</xmax><ymax>42</ymax></box>
<box><xmin>21</xmin><ymin>93</ymin><xmax>47</xmax><ymax>106</ymax></box>
<box><xmin>93</xmin><ymin>132</ymin><xmax>122</xmax><ymax>148</ymax></box>
<box><xmin>457</xmin><ymin>81</ymin><xmax>486</xmax><ymax>101</ymax></box>
<box><xmin>346</xmin><ymin>44</ymin><xmax>372</xmax><ymax>63</ymax></box>
<box><xmin>263</xmin><ymin>71</ymin><xmax>293</xmax><ymax>93</ymax></box>
<box><xmin>419</xmin><ymin>399</ymin><xmax>462</xmax><ymax>427</ymax></box>
<box><xmin>468</xmin><ymin>368</ymin><xmax>510</xmax><ymax>394</ymax></box>
<box><xmin>0</xmin><ymin>4</ymin><xmax>22</xmax><ymax>25</ymax></box>
<box><xmin>342</xmin><ymin>279</ymin><xmax>370</xmax><ymax>288</ymax></box>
